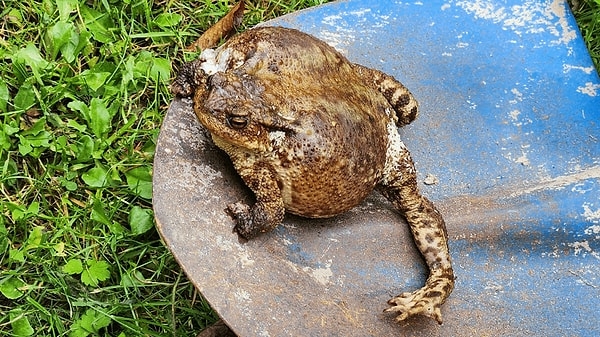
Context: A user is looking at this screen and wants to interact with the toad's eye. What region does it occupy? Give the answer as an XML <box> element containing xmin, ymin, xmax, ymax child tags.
<box><xmin>226</xmin><ymin>116</ymin><xmax>249</xmax><ymax>129</ymax></box>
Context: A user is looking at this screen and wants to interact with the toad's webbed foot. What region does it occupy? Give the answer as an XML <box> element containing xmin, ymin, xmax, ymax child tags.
<box><xmin>384</xmin><ymin>269</ymin><xmax>454</xmax><ymax>324</ymax></box>
<box><xmin>228</xmin><ymin>201</ymin><xmax>284</xmax><ymax>240</ymax></box>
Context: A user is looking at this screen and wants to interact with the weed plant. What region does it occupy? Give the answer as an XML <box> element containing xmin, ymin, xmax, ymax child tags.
<box><xmin>0</xmin><ymin>1</ymin><xmax>598</xmax><ymax>337</ymax></box>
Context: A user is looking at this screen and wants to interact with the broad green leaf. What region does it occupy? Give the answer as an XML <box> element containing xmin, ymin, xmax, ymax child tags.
<box><xmin>90</xmin><ymin>198</ymin><xmax>111</xmax><ymax>226</ymax></box>
<box><xmin>0</xmin><ymin>128</ymin><xmax>12</xmax><ymax>151</ymax></box>
<box><xmin>133</xmin><ymin>51</ymin><xmax>153</xmax><ymax>79</ymax></box>
<box><xmin>54</xmin><ymin>242</ymin><xmax>66</xmax><ymax>256</ymax></box>
<box><xmin>9</xmin><ymin>249</ymin><xmax>24</xmax><ymax>262</ymax></box>
<box><xmin>20</xmin><ymin>117</ymin><xmax>52</xmax><ymax>156</ymax></box>
<box><xmin>151</xmin><ymin>58</ymin><xmax>170</xmax><ymax>83</ymax></box>
<box><xmin>129</xmin><ymin>206</ymin><xmax>153</xmax><ymax>235</ymax></box>
<box><xmin>0</xmin><ymin>277</ymin><xmax>26</xmax><ymax>299</ymax></box>
<box><xmin>73</xmin><ymin>28</ymin><xmax>92</xmax><ymax>61</ymax></box>
<box><xmin>21</xmin><ymin>116</ymin><xmax>46</xmax><ymax>135</ymax></box>
<box><xmin>124</xmin><ymin>166</ymin><xmax>152</xmax><ymax>199</ymax></box>
<box><xmin>63</xmin><ymin>259</ymin><xmax>83</xmax><ymax>274</ymax></box>
<box><xmin>47</xmin><ymin>21</ymin><xmax>77</xmax><ymax>60</ymax></box>
<box><xmin>82</xmin><ymin>70</ymin><xmax>111</xmax><ymax>91</ymax></box>
<box><xmin>13</xmin><ymin>83</ymin><xmax>36</xmax><ymax>111</ymax></box>
<box><xmin>56</xmin><ymin>0</ymin><xmax>78</xmax><ymax>21</ymax></box>
<box><xmin>82</xmin><ymin>164</ymin><xmax>109</xmax><ymax>187</ymax></box>
<box><xmin>47</xmin><ymin>22</ymin><xmax>73</xmax><ymax>48</ymax></box>
<box><xmin>12</xmin><ymin>44</ymin><xmax>49</xmax><ymax>75</ymax></box>
<box><xmin>66</xmin><ymin>119</ymin><xmax>87</xmax><ymax>132</ymax></box>
<box><xmin>17</xmin><ymin>137</ymin><xmax>32</xmax><ymax>156</ymax></box>
<box><xmin>21</xmin><ymin>131</ymin><xmax>51</xmax><ymax>149</ymax></box>
<box><xmin>70</xmin><ymin>98</ymin><xmax>114</xmax><ymax>139</ymax></box>
<box><xmin>51</xmin><ymin>134</ymin><xmax>67</xmax><ymax>152</ymax></box>
<box><xmin>60</xmin><ymin>178</ymin><xmax>78</xmax><ymax>191</ymax></box>
<box><xmin>89</xmin><ymin>98</ymin><xmax>111</xmax><ymax>138</ymax></box>
<box><xmin>122</xmin><ymin>56</ymin><xmax>136</xmax><ymax>87</ymax></box>
<box><xmin>24</xmin><ymin>226</ymin><xmax>44</xmax><ymax>251</ymax></box>
<box><xmin>6</xmin><ymin>8</ymin><xmax>23</xmax><ymax>27</ymax></box>
<box><xmin>67</xmin><ymin>100</ymin><xmax>88</xmax><ymax>116</ymax></box>
<box><xmin>0</xmin><ymin>221</ymin><xmax>7</xmax><ymax>256</ymax></box>
<box><xmin>9</xmin><ymin>309</ymin><xmax>34</xmax><ymax>336</ymax></box>
<box><xmin>0</xmin><ymin>81</ymin><xmax>8</xmax><ymax>113</ymax></box>
<box><xmin>27</xmin><ymin>203</ymin><xmax>39</xmax><ymax>216</ymax></box>
<box><xmin>80</xmin><ymin>5</ymin><xmax>115</xmax><ymax>43</ymax></box>
<box><xmin>154</xmin><ymin>13</ymin><xmax>182</xmax><ymax>27</ymax></box>
<box><xmin>69</xmin><ymin>309</ymin><xmax>111</xmax><ymax>337</ymax></box>
<box><xmin>8</xmin><ymin>202</ymin><xmax>26</xmax><ymax>221</ymax></box>
<box><xmin>81</xmin><ymin>260</ymin><xmax>110</xmax><ymax>286</ymax></box>
<box><xmin>75</xmin><ymin>135</ymin><xmax>94</xmax><ymax>162</ymax></box>
<box><xmin>3</xmin><ymin>123</ymin><xmax>18</xmax><ymax>135</ymax></box>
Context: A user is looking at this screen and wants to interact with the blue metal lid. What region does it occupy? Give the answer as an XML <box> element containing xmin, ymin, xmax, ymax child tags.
<box><xmin>154</xmin><ymin>1</ymin><xmax>600</xmax><ymax>335</ymax></box>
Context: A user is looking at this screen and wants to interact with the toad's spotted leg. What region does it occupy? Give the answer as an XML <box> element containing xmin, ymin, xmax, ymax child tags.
<box><xmin>377</xmin><ymin>121</ymin><xmax>454</xmax><ymax>324</ymax></box>
<box><xmin>358</xmin><ymin>63</ymin><xmax>455</xmax><ymax>324</ymax></box>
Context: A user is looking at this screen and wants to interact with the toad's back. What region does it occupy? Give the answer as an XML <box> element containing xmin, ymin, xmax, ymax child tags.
<box><xmin>205</xmin><ymin>27</ymin><xmax>399</xmax><ymax>217</ymax></box>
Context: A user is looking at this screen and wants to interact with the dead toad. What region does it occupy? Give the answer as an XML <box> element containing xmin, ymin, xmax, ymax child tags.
<box><xmin>170</xmin><ymin>26</ymin><xmax>454</xmax><ymax>324</ymax></box>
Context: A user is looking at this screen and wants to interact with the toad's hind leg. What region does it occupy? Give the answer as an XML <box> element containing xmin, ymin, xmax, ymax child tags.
<box><xmin>352</xmin><ymin>64</ymin><xmax>419</xmax><ymax>127</ymax></box>
<box><xmin>377</xmin><ymin>126</ymin><xmax>454</xmax><ymax>324</ymax></box>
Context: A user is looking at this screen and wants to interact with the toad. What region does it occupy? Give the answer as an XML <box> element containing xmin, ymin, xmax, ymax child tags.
<box><xmin>170</xmin><ymin>26</ymin><xmax>454</xmax><ymax>324</ymax></box>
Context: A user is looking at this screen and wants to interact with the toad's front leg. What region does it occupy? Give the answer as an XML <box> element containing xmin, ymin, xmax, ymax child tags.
<box><xmin>377</xmin><ymin>132</ymin><xmax>454</xmax><ymax>324</ymax></box>
<box><xmin>224</xmin><ymin>156</ymin><xmax>285</xmax><ymax>240</ymax></box>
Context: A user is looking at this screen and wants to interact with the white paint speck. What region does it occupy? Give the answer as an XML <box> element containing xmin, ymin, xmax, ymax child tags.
<box><xmin>510</xmin><ymin>166</ymin><xmax>600</xmax><ymax>197</ymax></box>
<box><xmin>240</xmin><ymin>251</ymin><xmax>255</xmax><ymax>268</ymax></box>
<box><xmin>454</xmin><ymin>0</ymin><xmax>577</xmax><ymax>46</ymax></box>
<box><xmin>216</xmin><ymin>235</ymin><xmax>234</xmax><ymax>251</ymax></box>
<box><xmin>585</xmin><ymin>225</ymin><xmax>600</xmax><ymax>239</ymax></box>
<box><xmin>455</xmin><ymin>0</ymin><xmax>507</xmax><ymax>23</ymax></box>
<box><xmin>315</xmin><ymin>31</ymin><xmax>349</xmax><ymax>54</ymax></box>
<box><xmin>234</xmin><ymin>289</ymin><xmax>251</xmax><ymax>302</ymax></box>
<box><xmin>568</xmin><ymin>240</ymin><xmax>599</xmax><ymax>260</ymax></box>
<box><xmin>563</xmin><ymin>64</ymin><xmax>595</xmax><ymax>74</ymax></box>
<box><xmin>582</xmin><ymin>203</ymin><xmax>600</xmax><ymax>223</ymax></box>
<box><xmin>348</xmin><ymin>8</ymin><xmax>371</xmax><ymax>17</ymax></box>
<box><xmin>576</xmin><ymin>82</ymin><xmax>600</xmax><ymax>97</ymax></box>
<box><xmin>322</xmin><ymin>14</ymin><xmax>342</xmax><ymax>26</ymax></box>
<box><xmin>515</xmin><ymin>153</ymin><xmax>530</xmax><ymax>166</ymax></box>
<box><xmin>571</xmin><ymin>182</ymin><xmax>594</xmax><ymax>194</ymax></box>
<box><xmin>216</xmin><ymin>235</ymin><xmax>255</xmax><ymax>267</ymax></box>
<box><xmin>303</xmin><ymin>261</ymin><xmax>334</xmax><ymax>286</ymax></box>
<box><xmin>509</xmin><ymin>109</ymin><xmax>521</xmax><ymax>121</ymax></box>
<box><xmin>509</xmin><ymin>88</ymin><xmax>523</xmax><ymax>104</ymax></box>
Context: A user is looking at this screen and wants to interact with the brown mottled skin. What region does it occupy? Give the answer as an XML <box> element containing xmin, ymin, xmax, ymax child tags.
<box><xmin>171</xmin><ymin>27</ymin><xmax>454</xmax><ymax>324</ymax></box>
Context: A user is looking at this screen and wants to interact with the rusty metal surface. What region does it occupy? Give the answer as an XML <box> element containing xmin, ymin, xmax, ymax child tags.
<box><xmin>153</xmin><ymin>1</ymin><xmax>600</xmax><ymax>336</ymax></box>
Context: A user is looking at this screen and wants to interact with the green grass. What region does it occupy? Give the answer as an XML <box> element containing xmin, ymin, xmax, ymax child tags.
<box><xmin>0</xmin><ymin>1</ymin><xmax>598</xmax><ymax>336</ymax></box>
<box><xmin>0</xmin><ymin>1</ymin><xmax>329</xmax><ymax>336</ymax></box>
<box><xmin>571</xmin><ymin>0</ymin><xmax>600</xmax><ymax>68</ymax></box>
